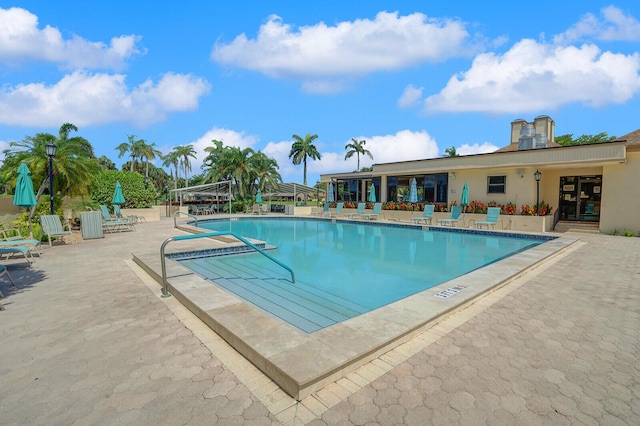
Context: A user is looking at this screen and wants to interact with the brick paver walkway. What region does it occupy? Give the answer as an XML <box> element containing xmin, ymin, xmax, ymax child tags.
<box><xmin>1</xmin><ymin>218</ymin><xmax>638</xmax><ymax>425</ymax></box>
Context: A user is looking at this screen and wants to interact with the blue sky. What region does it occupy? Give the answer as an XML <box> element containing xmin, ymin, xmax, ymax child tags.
<box><xmin>1</xmin><ymin>1</ymin><xmax>639</xmax><ymax>185</ymax></box>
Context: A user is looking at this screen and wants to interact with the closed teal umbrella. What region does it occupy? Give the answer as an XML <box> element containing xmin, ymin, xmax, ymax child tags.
<box><xmin>13</xmin><ymin>162</ymin><xmax>37</xmax><ymax>237</ymax></box>
<box><xmin>328</xmin><ymin>182</ymin><xmax>334</xmax><ymax>202</ymax></box>
<box><xmin>112</xmin><ymin>181</ymin><xmax>125</xmax><ymax>205</ymax></box>
<box><xmin>256</xmin><ymin>189</ymin><xmax>262</xmax><ymax>204</ymax></box>
<box><xmin>13</xmin><ymin>162</ymin><xmax>37</xmax><ymax>209</ymax></box>
<box><xmin>461</xmin><ymin>182</ymin><xmax>469</xmax><ymax>207</ymax></box>
<box><xmin>368</xmin><ymin>183</ymin><xmax>376</xmax><ymax>203</ymax></box>
<box><xmin>408</xmin><ymin>178</ymin><xmax>418</xmax><ymax>211</ymax></box>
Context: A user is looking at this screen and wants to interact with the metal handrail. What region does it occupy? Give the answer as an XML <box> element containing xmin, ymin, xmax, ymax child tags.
<box><xmin>159</xmin><ymin>231</ymin><xmax>295</xmax><ymax>297</ymax></box>
<box><xmin>173</xmin><ymin>210</ymin><xmax>198</xmax><ymax>228</ymax></box>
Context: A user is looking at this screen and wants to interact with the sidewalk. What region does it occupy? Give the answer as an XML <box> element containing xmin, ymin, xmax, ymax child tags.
<box><xmin>0</xmin><ymin>217</ymin><xmax>638</xmax><ymax>424</ymax></box>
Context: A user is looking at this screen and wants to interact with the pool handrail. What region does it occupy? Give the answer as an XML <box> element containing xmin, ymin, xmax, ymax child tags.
<box><xmin>173</xmin><ymin>210</ymin><xmax>198</xmax><ymax>228</ymax></box>
<box><xmin>159</xmin><ymin>230</ymin><xmax>295</xmax><ymax>297</ymax></box>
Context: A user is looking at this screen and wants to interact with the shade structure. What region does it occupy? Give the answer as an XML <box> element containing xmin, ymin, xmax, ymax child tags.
<box><xmin>461</xmin><ymin>182</ymin><xmax>469</xmax><ymax>206</ymax></box>
<box><xmin>112</xmin><ymin>181</ymin><xmax>126</xmax><ymax>205</ymax></box>
<box><xmin>256</xmin><ymin>189</ymin><xmax>262</xmax><ymax>204</ymax></box>
<box><xmin>328</xmin><ymin>182</ymin><xmax>335</xmax><ymax>202</ymax></box>
<box><xmin>368</xmin><ymin>183</ymin><xmax>376</xmax><ymax>203</ymax></box>
<box><xmin>13</xmin><ymin>162</ymin><xmax>37</xmax><ymax>209</ymax></box>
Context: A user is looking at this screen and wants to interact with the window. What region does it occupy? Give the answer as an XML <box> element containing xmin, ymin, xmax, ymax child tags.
<box><xmin>487</xmin><ymin>175</ymin><xmax>506</xmax><ymax>194</ymax></box>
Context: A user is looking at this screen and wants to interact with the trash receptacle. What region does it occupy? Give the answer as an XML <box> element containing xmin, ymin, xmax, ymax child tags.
<box><xmin>81</xmin><ymin>211</ymin><xmax>104</xmax><ymax>239</ymax></box>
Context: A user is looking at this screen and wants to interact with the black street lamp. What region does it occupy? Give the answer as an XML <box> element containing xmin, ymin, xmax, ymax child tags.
<box><xmin>534</xmin><ymin>169</ymin><xmax>542</xmax><ymax>216</ymax></box>
<box><xmin>45</xmin><ymin>143</ymin><xmax>58</xmax><ymax>215</ymax></box>
<box><xmin>144</xmin><ymin>175</ymin><xmax>149</xmax><ymax>189</ymax></box>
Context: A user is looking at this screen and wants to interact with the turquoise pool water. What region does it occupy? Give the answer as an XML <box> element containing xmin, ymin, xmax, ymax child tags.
<box><xmin>180</xmin><ymin>218</ymin><xmax>546</xmax><ymax>332</ymax></box>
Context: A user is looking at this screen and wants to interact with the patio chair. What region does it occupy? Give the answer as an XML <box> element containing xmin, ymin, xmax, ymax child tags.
<box><xmin>99</xmin><ymin>205</ymin><xmax>134</xmax><ymax>233</ymax></box>
<box><xmin>361</xmin><ymin>203</ymin><xmax>383</xmax><ymax>220</ymax></box>
<box><xmin>344</xmin><ymin>203</ymin><xmax>365</xmax><ymax>219</ymax></box>
<box><xmin>312</xmin><ymin>203</ymin><xmax>330</xmax><ymax>216</ymax></box>
<box><xmin>39</xmin><ymin>215</ymin><xmax>74</xmax><ymax>247</ymax></box>
<box><xmin>436</xmin><ymin>205</ymin><xmax>463</xmax><ymax>227</ymax></box>
<box><xmin>0</xmin><ymin>264</ymin><xmax>17</xmax><ymax>311</ymax></box>
<box><xmin>261</xmin><ymin>204</ymin><xmax>270</xmax><ymax>215</ymax></box>
<box><xmin>327</xmin><ymin>202</ymin><xmax>344</xmax><ymax>218</ymax></box>
<box><xmin>251</xmin><ymin>204</ymin><xmax>261</xmax><ymax>215</ymax></box>
<box><xmin>473</xmin><ymin>207</ymin><xmax>502</xmax><ymax>229</ymax></box>
<box><xmin>411</xmin><ymin>204</ymin><xmax>435</xmax><ymax>224</ymax></box>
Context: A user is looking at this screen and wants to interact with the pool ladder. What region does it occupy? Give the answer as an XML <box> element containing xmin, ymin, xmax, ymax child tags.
<box><xmin>159</xmin><ymin>231</ymin><xmax>295</xmax><ymax>298</ymax></box>
<box><xmin>173</xmin><ymin>210</ymin><xmax>198</xmax><ymax>228</ymax></box>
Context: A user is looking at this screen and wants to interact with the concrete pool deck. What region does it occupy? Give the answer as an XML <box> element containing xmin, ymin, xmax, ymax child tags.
<box><xmin>0</xmin><ymin>215</ymin><xmax>638</xmax><ymax>424</ymax></box>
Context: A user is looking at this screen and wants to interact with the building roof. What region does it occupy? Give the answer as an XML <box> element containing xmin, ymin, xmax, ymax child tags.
<box><xmin>613</xmin><ymin>128</ymin><xmax>640</xmax><ymax>147</ymax></box>
<box><xmin>493</xmin><ymin>139</ymin><xmax>562</xmax><ymax>153</ymax></box>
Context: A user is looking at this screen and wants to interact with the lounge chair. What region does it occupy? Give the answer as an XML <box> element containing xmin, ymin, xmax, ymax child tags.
<box><xmin>473</xmin><ymin>207</ymin><xmax>502</xmax><ymax>229</ymax></box>
<box><xmin>113</xmin><ymin>205</ymin><xmax>143</xmax><ymax>223</ymax></box>
<box><xmin>1</xmin><ymin>229</ymin><xmax>42</xmax><ymax>255</ymax></box>
<box><xmin>361</xmin><ymin>203</ymin><xmax>382</xmax><ymax>220</ymax></box>
<box><xmin>411</xmin><ymin>204</ymin><xmax>435</xmax><ymax>224</ymax></box>
<box><xmin>99</xmin><ymin>205</ymin><xmax>135</xmax><ymax>232</ymax></box>
<box><xmin>0</xmin><ymin>264</ymin><xmax>17</xmax><ymax>311</ymax></box>
<box><xmin>344</xmin><ymin>203</ymin><xmax>365</xmax><ymax>219</ymax></box>
<box><xmin>0</xmin><ymin>245</ymin><xmax>33</xmax><ymax>266</ymax></box>
<box><xmin>313</xmin><ymin>203</ymin><xmax>330</xmax><ymax>216</ymax></box>
<box><xmin>40</xmin><ymin>215</ymin><xmax>74</xmax><ymax>247</ymax></box>
<box><xmin>436</xmin><ymin>205</ymin><xmax>463</xmax><ymax>227</ymax></box>
<box><xmin>261</xmin><ymin>204</ymin><xmax>270</xmax><ymax>215</ymax></box>
<box><xmin>251</xmin><ymin>204</ymin><xmax>261</xmax><ymax>215</ymax></box>
<box><xmin>328</xmin><ymin>202</ymin><xmax>344</xmax><ymax>218</ymax></box>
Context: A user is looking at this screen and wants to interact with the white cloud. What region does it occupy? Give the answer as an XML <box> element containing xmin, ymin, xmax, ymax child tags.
<box><xmin>456</xmin><ymin>142</ymin><xmax>499</xmax><ymax>156</ymax></box>
<box><xmin>424</xmin><ymin>39</ymin><xmax>640</xmax><ymax>113</ymax></box>
<box><xmin>0</xmin><ymin>71</ymin><xmax>211</xmax><ymax>127</ymax></box>
<box><xmin>212</xmin><ymin>12</ymin><xmax>471</xmax><ymax>92</ymax></box>
<box><xmin>0</xmin><ymin>7</ymin><xmax>143</xmax><ymax>69</ymax></box>
<box><xmin>397</xmin><ymin>84</ymin><xmax>423</xmax><ymax>108</ymax></box>
<box><xmin>554</xmin><ymin>6</ymin><xmax>640</xmax><ymax>45</ymax></box>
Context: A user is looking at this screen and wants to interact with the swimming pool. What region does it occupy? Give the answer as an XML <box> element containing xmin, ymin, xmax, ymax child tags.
<box><xmin>178</xmin><ymin>218</ymin><xmax>547</xmax><ymax>332</ymax></box>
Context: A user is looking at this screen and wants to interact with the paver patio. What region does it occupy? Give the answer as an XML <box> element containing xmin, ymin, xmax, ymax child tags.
<box><xmin>0</xmin><ymin>216</ymin><xmax>638</xmax><ymax>425</ymax></box>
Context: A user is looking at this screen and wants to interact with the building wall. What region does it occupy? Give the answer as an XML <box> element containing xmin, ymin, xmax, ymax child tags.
<box><xmin>600</xmin><ymin>150</ymin><xmax>640</xmax><ymax>234</ymax></box>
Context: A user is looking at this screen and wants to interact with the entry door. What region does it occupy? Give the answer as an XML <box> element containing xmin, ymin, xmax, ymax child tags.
<box><xmin>559</xmin><ymin>175</ymin><xmax>602</xmax><ymax>221</ymax></box>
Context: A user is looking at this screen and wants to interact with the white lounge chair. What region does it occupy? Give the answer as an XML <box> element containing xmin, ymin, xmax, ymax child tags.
<box><xmin>40</xmin><ymin>215</ymin><xmax>74</xmax><ymax>247</ymax></box>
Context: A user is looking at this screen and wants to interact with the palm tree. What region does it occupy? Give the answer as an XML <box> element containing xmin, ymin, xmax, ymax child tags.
<box><xmin>173</xmin><ymin>145</ymin><xmax>197</xmax><ymax>187</ymax></box>
<box><xmin>289</xmin><ymin>133</ymin><xmax>321</xmax><ymax>186</ymax></box>
<box><xmin>116</xmin><ymin>135</ymin><xmax>145</xmax><ymax>171</ymax></box>
<box><xmin>250</xmin><ymin>151</ymin><xmax>282</xmax><ymax>193</ymax></box>
<box><xmin>443</xmin><ymin>146</ymin><xmax>459</xmax><ymax>157</ymax></box>
<box><xmin>1</xmin><ymin>123</ymin><xmax>99</xmax><ymax>221</ymax></box>
<box><xmin>344</xmin><ymin>138</ymin><xmax>373</xmax><ymax>171</ymax></box>
<box><xmin>161</xmin><ymin>150</ymin><xmax>181</xmax><ymax>190</ymax></box>
<box><xmin>138</xmin><ymin>140</ymin><xmax>162</xmax><ymax>184</ymax></box>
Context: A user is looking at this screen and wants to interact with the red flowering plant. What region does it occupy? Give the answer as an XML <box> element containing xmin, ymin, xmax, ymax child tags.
<box><xmin>436</xmin><ymin>203</ymin><xmax>448</xmax><ymax>212</ymax></box>
<box><xmin>504</xmin><ymin>203</ymin><xmax>517</xmax><ymax>215</ymax></box>
<box><xmin>383</xmin><ymin>201</ymin><xmax>397</xmax><ymax>210</ymax></box>
<box><xmin>343</xmin><ymin>201</ymin><xmax>357</xmax><ymax>209</ymax></box>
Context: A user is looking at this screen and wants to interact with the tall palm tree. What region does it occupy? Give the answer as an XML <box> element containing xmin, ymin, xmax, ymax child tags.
<box><xmin>138</xmin><ymin>140</ymin><xmax>162</xmax><ymax>183</ymax></box>
<box><xmin>289</xmin><ymin>133</ymin><xmax>321</xmax><ymax>186</ymax></box>
<box><xmin>173</xmin><ymin>145</ymin><xmax>197</xmax><ymax>187</ymax></box>
<box><xmin>161</xmin><ymin>150</ymin><xmax>180</xmax><ymax>190</ymax></box>
<box><xmin>1</xmin><ymin>122</ymin><xmax>99</xmax><ymax>220</ymax></box>
<box><xmin>344</xmin><ymin>138</ymin><xmax>373</xmax><ymax>171</ymax></box>
<box><xmin>116</xmin><ymin>135</ymin><xmax>145</xmax><ymax>171</ymax></box>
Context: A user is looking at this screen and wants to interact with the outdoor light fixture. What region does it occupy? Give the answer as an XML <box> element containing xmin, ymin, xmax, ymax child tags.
<box><xmin>449</xmin><ymin>172</ymin><xmax>456</xmax><ymax>180</ymax></box>
<box><xmin>534</xmin><ymin>170</ymin><xmax>542</xmax><ymax>216</ymax></box>
<box><xmin>45</xmin><ymin>143</ymin><xmax>57</xmax><ymax>215</ymax></box>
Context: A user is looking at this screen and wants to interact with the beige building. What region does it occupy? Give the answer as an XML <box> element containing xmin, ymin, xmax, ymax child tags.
<box><xmin>321</xmin><ymin>116</ymin><xmax>640</xmax><ymax>234</ymax></box>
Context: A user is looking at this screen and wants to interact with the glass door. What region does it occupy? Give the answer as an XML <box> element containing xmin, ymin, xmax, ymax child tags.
<box><xmin>559</xmin><ymin>175</ymin><xmax>601</xmax><ymax>221</ymax></box>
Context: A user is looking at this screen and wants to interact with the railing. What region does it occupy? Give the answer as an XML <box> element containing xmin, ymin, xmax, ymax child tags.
<box><xmin>159</xmin><ymin>231</ymin><xmax>295</xmax><ymax>297</ymax></box>
<box><xmin>173</xmin><ymin>210</ymin><xmax>198</xmax><ymax>228</ymax></box>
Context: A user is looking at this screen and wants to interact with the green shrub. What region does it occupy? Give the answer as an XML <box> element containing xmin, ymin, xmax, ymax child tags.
<box><xmin>90</xmin><ymin>170</ymin><xmax>155</xmax><ymax>208</ymax></box>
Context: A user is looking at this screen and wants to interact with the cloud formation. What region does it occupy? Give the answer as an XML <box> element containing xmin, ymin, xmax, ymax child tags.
<box><xmin>212</xmin><ymin>12</ymin><xmax>471</xmax><ymax>93</ymax></box>
<box><xmin>0</xmin><ymin>7</ymin><xmax>143</xmax><ymax>69</ymax></box>
<box><xmin>554</xmin><ymin>6</ymin><xmax>640</xmax><ymax>44</ymax></box>
<box><xmin>0</xmin><ymin>71</ymin><xmax>211</xmax><ymax>127</ymax></box>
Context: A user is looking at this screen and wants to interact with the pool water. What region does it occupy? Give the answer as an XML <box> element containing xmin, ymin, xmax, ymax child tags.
<box><xmin>183</xmin><ymin>218</ymin><xmax>543</xmax><ymax>332</ymax></box>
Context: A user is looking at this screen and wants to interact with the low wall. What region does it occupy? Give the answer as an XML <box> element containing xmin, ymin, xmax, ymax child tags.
<box><xmin>122</xmin><ymin>207</ymin><xmax>161</xmax><ymax>222</ymax></box>
<box><xmin>311</xmin><ymin>208</ymin><xmax>551</xmax><ymax>232</ymax></box>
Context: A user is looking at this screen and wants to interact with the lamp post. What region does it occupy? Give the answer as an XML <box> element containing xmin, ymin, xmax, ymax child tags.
<box><xmin>144</xmin><ymin>175</ymin><xmax>149</xmax><ymax>189</ymax></box>
<box><xmin>534</xmin><ymin>169</ymin><xmax>542</xmax><ymax>216</ymax></box>
<box><xmin>45</xmin><ymin>143</ymin><xmax>58</xmax><ymax>215</ymax></box>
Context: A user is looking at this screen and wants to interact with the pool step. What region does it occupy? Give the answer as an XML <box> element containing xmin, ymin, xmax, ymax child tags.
<box><xmin>180</xmin><ymin>257</ymin><xmax>368</xmax><ymax>333</ymax></box>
